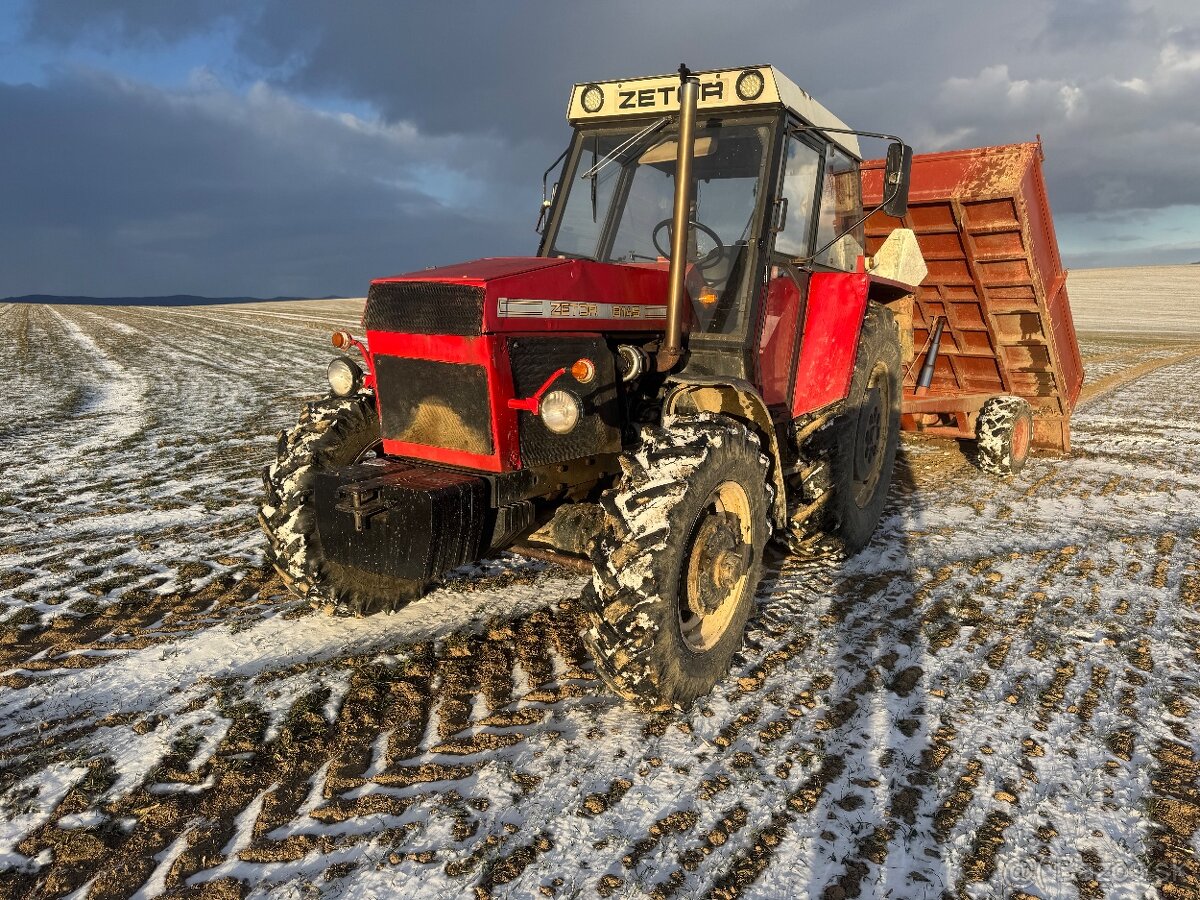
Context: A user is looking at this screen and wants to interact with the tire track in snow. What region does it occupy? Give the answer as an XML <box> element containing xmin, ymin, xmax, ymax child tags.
<box><xmin>4</xmin><ymin>310</ymin><xmax>1200</xmax><ymax>899</ymax></box>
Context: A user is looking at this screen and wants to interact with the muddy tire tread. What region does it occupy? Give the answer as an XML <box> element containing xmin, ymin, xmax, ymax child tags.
<box><xmin>583</xmin><ymin>414</ymin><xmax>772</xmax><ymax>711</ymax></box>
<box><xmin>976</xmin><ymin>394</ymin><xmax>1034</xmax><ymax>476</ymax></box>
<box><xmin>259</xmin><ymin>393</ymin><xmax>419</xmax><ymax>615</ymax></box>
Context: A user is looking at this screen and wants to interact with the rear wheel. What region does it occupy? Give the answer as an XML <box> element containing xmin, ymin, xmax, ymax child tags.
<box><xmin>824</xmin><ymin>303</ymin><xmax>902</xmax><ymax>553</ymax></box>
<box><xmin>975</xmin><ymin>395</ymin><xmax>1034</xmax><ymax>476</ymax></box>
<box><xmin>259</xmin><ymin>393</ymin><xmax>425</xmax><ymax>615</ymax></box>
<box><xmin>583</xmin><ymin>414</ymin><xmax>771</xmax><ymax>711</ymax></box>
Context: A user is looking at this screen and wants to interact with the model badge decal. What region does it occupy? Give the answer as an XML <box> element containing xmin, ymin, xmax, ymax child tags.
<box><xmin>498</xmin><ymin>298</ymin><xmax>667</xmax><ymax>320</ymax></box>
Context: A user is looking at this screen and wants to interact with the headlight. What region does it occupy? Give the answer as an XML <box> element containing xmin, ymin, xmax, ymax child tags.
<box><xmin>580</xmin><ymin>83</ymin><xmax>604</xmax><ymax>114</ymax></box>
<box><xmin>736</xmin><ymin>69</ymin><xmax>765</xmax><ymax>102</ymax></box>
<box><xmin>540</xmin><ymin>390</ymin><xmax>582</xmax><ymax>434</ymax></box>
<box><xmin>327</xmin><ymin>356</ymin><xmax>363</xmax><ymax>397</ymax></box>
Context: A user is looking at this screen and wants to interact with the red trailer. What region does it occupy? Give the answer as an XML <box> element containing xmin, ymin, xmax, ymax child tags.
<box><xmin>862</xmin><ymin>142</ymin><xmax>1084</xmax><ymax>453</ymax></box>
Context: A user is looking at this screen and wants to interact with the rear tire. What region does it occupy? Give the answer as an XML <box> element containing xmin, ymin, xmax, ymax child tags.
<box><xmin>824</xmin><ymin>303</ymin><xmax>902</xmax><ymax>554</ymax></box>
<box><xmin>583</xmin><ymin>414</ymin><xmax>771</xmax><ymax>711</ymax></box>
<box><xmin>975</xmin><ymin>395</ymin><xmax>1033</xmax><ymax>476</ymax></box>
<box><xmin>259</xmin><ymin>393</ymin><xmax>425</xmax><ymax>615</ymax></box>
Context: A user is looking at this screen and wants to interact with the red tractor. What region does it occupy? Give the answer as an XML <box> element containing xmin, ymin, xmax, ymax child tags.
<box><xmin>261</xmin><ymin>65</ymin><xmax>942</xmax><ymax>709</ymax></box>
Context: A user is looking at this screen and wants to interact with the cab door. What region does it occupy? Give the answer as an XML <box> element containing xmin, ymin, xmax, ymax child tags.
<box><xmin>757</xmin><ymin>133</ymin><xmax>822</xmax><ymax>415</ymax></box>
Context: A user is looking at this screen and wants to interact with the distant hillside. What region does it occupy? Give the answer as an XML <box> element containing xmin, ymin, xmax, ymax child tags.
<box><xmin>3</xmin><ymin>294</ymin><xmax>347</xmax><ymax>306</ymax></box>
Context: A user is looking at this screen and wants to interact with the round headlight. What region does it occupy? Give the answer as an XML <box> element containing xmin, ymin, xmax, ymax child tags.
<box><xmin>736</xmin><ymin>69</ymin><xmax>765</xmax><ymax>102</ymax></box>
<box><xmin>540</xmin><ymin>390</ymin><xmax>582</xmax><ymax>434</ymax></box>
<box><xmin>580</xmin><ymin>83</ymin><xmax>604</xmax><ymax>114</ymax></box>
<box><xmin>327</xmin><ymin>356</ymin><xmax>363</xmax><ymax>397</ymax></box>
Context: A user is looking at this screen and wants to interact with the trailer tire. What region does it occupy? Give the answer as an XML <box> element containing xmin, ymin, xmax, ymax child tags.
<box><xmin>259</xmin><ymin>393</ymin><xmax>425</xmax><ymax>615</ymax></box>
<box><xmin>824</xmin><ymin>303</ymin><xmax>902</xmax><ymax>554</ymax></box>
<box><xmin>583</xmin><ymin>414</ymin><xmax>771</xmax><ymax>711</ymax></box>
<box><xmin>975</xmin><ymin>395</ymin><xmax>1033</xmax><ymax>476</ymax></box>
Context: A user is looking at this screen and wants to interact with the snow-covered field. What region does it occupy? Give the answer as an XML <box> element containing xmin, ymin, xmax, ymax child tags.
<box><xmin>1068</xmin><ymin>265</ymin><xmax>1200</xmax><ymax>336</ymax></box>
<box><xmin>2</xmin><ymin>298</ymin><xmax>1199</xmax><ymax>900</ymax></box>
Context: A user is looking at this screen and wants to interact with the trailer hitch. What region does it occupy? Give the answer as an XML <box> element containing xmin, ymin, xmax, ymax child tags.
<box><xmin>335</xmin><ymin>484</ymin><xmax>388</xmax><ymax>532</ymax></box>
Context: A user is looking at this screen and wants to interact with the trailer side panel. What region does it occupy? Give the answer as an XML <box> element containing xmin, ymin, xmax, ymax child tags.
<box><xmin>862</xmin><ymin>142</ymin><xmax>1083</xmax><ymax>451</ymax></box>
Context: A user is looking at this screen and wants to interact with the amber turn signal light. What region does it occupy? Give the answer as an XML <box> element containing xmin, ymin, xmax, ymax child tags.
<box><xmin>571</xmin><ymin>358</ymin><xmax>596</xmax><ymax>384</ymax></box>
<box><xmin>331</xmin><ymin>331</ymin><xmax>352</xmax><ymax>349</ymax></box>
<box><xmin>698</xmin><ymin>287</ymin><xmax>718</xmax><ymax>306</ymax></box>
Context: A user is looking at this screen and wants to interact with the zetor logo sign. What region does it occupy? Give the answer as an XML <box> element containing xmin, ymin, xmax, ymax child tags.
<box><xmin>618</xmin><ymin>80</ymin><xmax>725</xmax><ymax>109</ymax></box>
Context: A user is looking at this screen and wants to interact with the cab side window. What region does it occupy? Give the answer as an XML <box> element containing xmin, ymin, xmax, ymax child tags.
<box><xmin>813</xmin><ymin>144</ymin><xmax>864</xmax><ymax>271</ymax></box>
<box><xmin>772</xmin><ymin>137</ymin><xmax>821</xmax><ymax>259</ymax></box>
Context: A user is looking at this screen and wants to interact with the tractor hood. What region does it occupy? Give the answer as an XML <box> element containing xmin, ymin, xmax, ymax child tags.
<box><xmin>365</xmin><ymin>257</ymin><xmax>671</xmax><ymax>337</ymax></box>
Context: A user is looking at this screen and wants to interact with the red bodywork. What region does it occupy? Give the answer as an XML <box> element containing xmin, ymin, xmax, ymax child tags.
<box><xmin>363</xmin><ymin>256</ymin><xmax>876</xmax><ymax>471</ymax></box>
<box><xmin>791</xmin><ymin>272</ymin><xmax>871</xmax><ymax>417</ymax></box>
<box><xmin>862</xmin><ymin>143</ymin><xmax>1083</xmax><ymax>450</ymax></box>
<box><xmin>365</xmin><ymin>258</ymin><xmax>671</xmax><ymax>472</ymax></box>
<box><xmin>375</xmin><ymin>257</ymin><xmax>674</xmax><ymax>333</ymax></box>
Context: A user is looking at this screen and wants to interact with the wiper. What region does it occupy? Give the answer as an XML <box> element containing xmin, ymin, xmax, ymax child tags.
<box><xmin>579</xmin><ymin>116</ymin><xmax>671</xmax><ymax>182</ymax></box>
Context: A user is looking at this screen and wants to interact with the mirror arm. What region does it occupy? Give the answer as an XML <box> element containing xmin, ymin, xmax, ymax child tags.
<box><xmin>793</xmin><ymin>195</ymin><xmax>895</xmax><ymax>268</ymax></box>
<box><xmin>786</xmin><ymin>125</ymin><xmax>909</xmax><ymax>266</ymax></box>
<box><xmin>535</xmin><ymin>146</ymin><xmax>570</xmax><ymax>234</ymax></box>
<box><xmin>789</xmin><ymin>125</ymin><xmax>906</xmax><ymax>145</ymax></box>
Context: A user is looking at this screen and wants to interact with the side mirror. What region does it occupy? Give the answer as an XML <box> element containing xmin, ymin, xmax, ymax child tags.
<box><xmin>535</xmin><ymin>181</ymin><xmax>559</xmax><ymax>235</ymax></box>
<box><xmin>883</xmin><ymin>142</ymin><xmax>913</xmax><ymax>219</ymax></box>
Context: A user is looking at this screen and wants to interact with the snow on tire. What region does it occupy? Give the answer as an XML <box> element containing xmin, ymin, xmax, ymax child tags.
<box><xmin>583</xmin><ymin>413</ymin><xmax>772</xmax><ymax>711</ymax></box>
<box><xmin>975</xmin><ymin>394</ymin><xmax>1034</xmax><ymax>476</ymax></box>
<box><xmin>260</xmin><ymin>392</ymin><xmax>422</xmax><ymax>615</ymax></box>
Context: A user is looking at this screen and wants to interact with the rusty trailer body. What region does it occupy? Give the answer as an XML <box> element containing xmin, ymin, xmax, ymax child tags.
<box><xmin>861</xmin><ymin>142</ymin><xmax>1084</xmax><ymax>451</ymax></box>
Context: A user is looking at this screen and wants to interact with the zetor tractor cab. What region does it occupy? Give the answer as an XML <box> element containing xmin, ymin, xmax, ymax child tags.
<box><xmin>261</xmin><ymin>65</ymin><xmax>930</xmax><ymax>709</ymax></box>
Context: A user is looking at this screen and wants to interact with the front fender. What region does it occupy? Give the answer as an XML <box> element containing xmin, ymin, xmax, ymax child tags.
<box><xmin>662</xmin><ymin>376</ymin><xmax>788</xmax><ymax>530</ymax></box>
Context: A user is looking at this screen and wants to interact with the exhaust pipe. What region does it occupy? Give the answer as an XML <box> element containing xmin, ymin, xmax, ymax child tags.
<box><xmin>658</xmin><ymin>65</ymin><xmax>699</xmax><ymax>372</ymax></box>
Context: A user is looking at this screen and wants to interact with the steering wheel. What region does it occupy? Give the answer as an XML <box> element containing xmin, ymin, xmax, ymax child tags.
<box><xmin>651</xmin><ymin>218</ymin><xmax>726</xmax><ymax>271</ymax></box>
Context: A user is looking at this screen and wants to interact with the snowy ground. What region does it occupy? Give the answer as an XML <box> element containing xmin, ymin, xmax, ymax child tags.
<box><xmin>1067</xmin><ymin>265</ymin><xmax>1200</xmax><ymax>336</ymax></box>
<box><xmin>1</xmin><ymin>299</ymin><xmax>1199</xmax><ymax>900</ymax></box>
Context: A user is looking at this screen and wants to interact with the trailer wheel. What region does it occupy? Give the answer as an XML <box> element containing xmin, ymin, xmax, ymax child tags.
<box><xmin>259</xmin><ymin>393</ymin><xmax>424</xmax><ymax>615</ymax></box>
<box><xmin>824</xmin><ymin>303</ymin><xmax>902</xmax><ymax>554</ymax></box>
<box><xmin>975</xmin><ymin>395</ymin><xmax>1034</xmax><ymax>476</ymax></box>
<box><xmin>583</xmin><ymin>414</ymin><xmax>771</xmax><ymax>711</ymax></box>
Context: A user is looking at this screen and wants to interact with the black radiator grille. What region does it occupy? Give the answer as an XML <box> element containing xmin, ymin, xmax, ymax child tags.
<box><xmin>365</xmin><ymin>281</ymin><xmax>485</xmax><ymax>336</ymax></box>
<box><xmin>508</xmin><ymin>337</ymin><xmax>621</xmax><ymax>467</ymax></box>
<box><xmin>374</xmin><ymin>356</ymin><xmax>493</xmax><ymax>455</ymax></box>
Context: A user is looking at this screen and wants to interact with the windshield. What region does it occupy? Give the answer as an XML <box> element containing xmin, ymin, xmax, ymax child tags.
<box><xmin>547</xmin><ymin>118</ymin><xmax>772</xmax><ymax>337</ymax></box>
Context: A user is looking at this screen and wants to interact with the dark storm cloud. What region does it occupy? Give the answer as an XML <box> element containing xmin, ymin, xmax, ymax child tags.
<box><xmin>0</xmin><ymin>70</ymin><xmax>535</xmax><ymax>296</ymax></box>
<box><xmin>9</xmin><ymin>0</ymin><xmax>1200</xmax><ymax>291</ymax></box>
<box><xmin>19</xmin><ymin>0</ymin><xmax>1070</xmax><ymax>139</ymax></box>
<box><xmin>22</xmin><ymin>0</ymin><xmax>244</xmax><ymax>45</ymax></box>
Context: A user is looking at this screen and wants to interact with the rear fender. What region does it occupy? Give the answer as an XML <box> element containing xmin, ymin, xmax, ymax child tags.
<box><xmin>662</xmin><ymin>377</ymin><xmax>788</xmax><ymax>529</ymax></box>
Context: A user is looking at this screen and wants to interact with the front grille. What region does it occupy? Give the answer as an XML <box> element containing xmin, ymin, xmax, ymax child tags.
<box><xmin>365</xmin><ymin>281</ymin><xmax>485</xmax><ymax>336</ymax></box>
<box><xmin>508</xmin><ymin>337</ymin><xmax>621</xmax><ymax>467</ymax></box>
<box><xmin>374</xmin><ymin>356</ymin><xmax>493</xmax><ymax>455</ymax></box>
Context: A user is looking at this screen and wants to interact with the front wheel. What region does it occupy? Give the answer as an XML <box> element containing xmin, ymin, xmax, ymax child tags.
<box><xmin>259</xmin><ymin>393</ymin><xmax>426</xmax><ymax>615</ymax></box>
<box><xmin>583</xmin><ymin>414</ymin><xmax>771</xmax><ymax>711</ymax></box>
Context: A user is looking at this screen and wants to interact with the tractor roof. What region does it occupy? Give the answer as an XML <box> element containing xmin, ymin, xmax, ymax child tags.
<box><xmin>567</xmin><ymin>65</ymin><xmax>860</xmax><ymax>158</ymax></box>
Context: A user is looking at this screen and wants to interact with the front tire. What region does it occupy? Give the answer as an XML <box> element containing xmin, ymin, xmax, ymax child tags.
<box><xmin>824</xmin><ymin>303</ymin><xmax>902</xmax><ymax>553</ymax></box>
<box><xmin>583</xmin><ymin>414</ymin><xmax>771</xmax><ymax>711</ymax></box>
<box><xmin>259</xmin><ymin>393</ymin><xmax>424</xmax><ymax>615</ymax></box>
